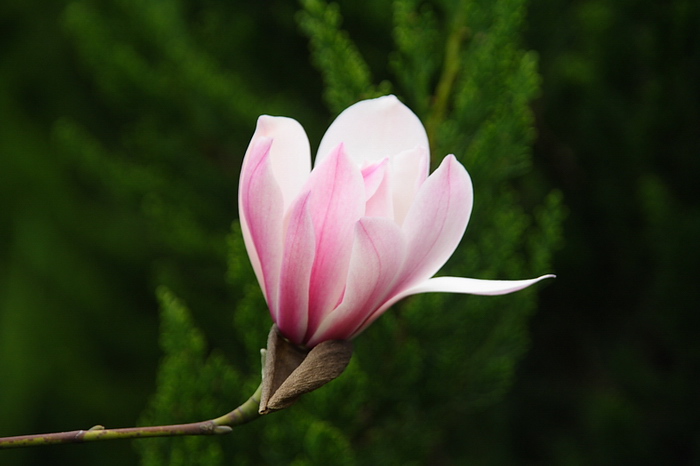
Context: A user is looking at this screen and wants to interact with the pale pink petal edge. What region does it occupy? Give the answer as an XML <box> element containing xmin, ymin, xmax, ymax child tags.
<box><xmin>253</xmin><ymin>116</ymin><xmax>311</xmax><ymax>211</ymax></box>
<box><xmin>238</xmin><ymin>138</ymin><xmax>285</xmax><ymax>312</ymax></box>
<box><xmin>399</xmin><ymin>274</ymin><xmax>556</xmax><ymax>297</ymax></box>
<box><xmin>349</xmin><ymin>274</ymin><xmax>555</xmax><ymax>339</ymax></box>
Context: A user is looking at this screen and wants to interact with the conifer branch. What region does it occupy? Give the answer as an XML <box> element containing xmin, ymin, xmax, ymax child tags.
<box><xmin>426</xmin><ymin>4</ymin><xmax>469</xmax><ymax>160</ymax></box>
<box><xmin>0</xmin><ymin>384</ymin><xmax>261</xmax><ymax>449</ymax></box>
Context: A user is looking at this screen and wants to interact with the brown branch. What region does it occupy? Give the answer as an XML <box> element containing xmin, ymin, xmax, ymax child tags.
<box><xmin>0</xmin><ymin>383</ymin><xmax>261</xmax><ymax>449</ymax></box>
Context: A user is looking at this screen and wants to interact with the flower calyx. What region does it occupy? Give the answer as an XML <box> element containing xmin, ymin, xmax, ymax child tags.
<box><xmin>259</xmin><ymin>325</ymin><xmax>353</xmax><ymax>414</ymax></box>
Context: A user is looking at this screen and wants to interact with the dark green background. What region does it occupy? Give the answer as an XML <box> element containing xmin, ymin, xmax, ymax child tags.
<box><xmin>1</xmin><ymin>0</ymin><xmax>698</xmax><ymax>464</ymax></box>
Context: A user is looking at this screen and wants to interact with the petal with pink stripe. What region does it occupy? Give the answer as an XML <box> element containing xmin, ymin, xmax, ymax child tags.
<box><xmin>307</xmin><ymin>217</ymin><xmax>406</xmax><ymax>346</ymax></box>
<box><xmin>238</xmin><ymin>138</ymin><xmax>284</xmax><ymax>314</ymax></box>
<box><xmin>304</xmin><ymin>145</ymin><xmax>365</xmax><ymax>340</ymax></box>
<box><xmin>398</xmin><ymin>155</ymin><xmax>473</xmax><ymax>289</ymax></box>
<box><xmin>276</xmin><ymin>191</ymin><xmax>316</xmax><ymax>344</ymax></box>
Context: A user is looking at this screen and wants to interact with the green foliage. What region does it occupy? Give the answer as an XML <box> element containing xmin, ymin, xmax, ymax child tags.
<box><xmin>137</xmin><ymin>287</ymin><xmax>244</xmax><ymax>466</ymax></box>
<box><xmin>509</xmin><ymin>0</ymin><xmax>700</xmax><ymax>464</ymax></box>
<box><xmin>391</xmin><ymin>0</ymin><xmax>441</xmax><ymax>116</ymax></box>
<box><xmin>297</xmin><ymin>0</ymin><xmax>392</xmax><ymax>113</ymax></box>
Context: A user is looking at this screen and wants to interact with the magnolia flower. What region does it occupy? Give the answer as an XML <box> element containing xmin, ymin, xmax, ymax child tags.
<box><xmin>239</xmin><ymin>95</ymin><xmax>552</xmax><ymax>348</ymax></box>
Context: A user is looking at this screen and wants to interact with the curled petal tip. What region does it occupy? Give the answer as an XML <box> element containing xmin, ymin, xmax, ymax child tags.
<box><xmin>396</xmin><ymin>273</ymin><xmax>557</xmax><ymax>299</ymax></box>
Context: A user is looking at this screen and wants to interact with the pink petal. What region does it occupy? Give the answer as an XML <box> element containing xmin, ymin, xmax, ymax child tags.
<box><xmin>351</xmin><ymin>275</ymin><xmax>556</xmax><ymax>339</ymax></box>
<box><xmin>304</xmin><ymin>144</ymin><xmax>365</xmax><ymax>340</ymax></box>
<box><xmin>390</xmin><ymin>146</ymin><xmax>430</xmax><ymax>225</ymax></box>
<box><xmin>306</xmin><ymin>217</ymin><xmax>406</xmax><ymax>346</ymax></box>
<box><xmin>397</xmin><ymin>155</ymin><xmax>473</xmax><ymax>289</ymax></box>
<box><xmin>250</xmin><ymin>115</ymin><xmax>311</xmax><ymax>211</ymax></box>
<box><xmin>276</xmin><ymin>192</ymin><xmax>316</xmax><ymax>345</ymax></box>
<box><xmin>238</xmin><ymin>138</ymin><xmax>284</xmax><ymax>312</ymax></box>
<box><xmin>316</xmin><ymin>95</ymin><xmax>430</xmax><ymax>167</ymax></box>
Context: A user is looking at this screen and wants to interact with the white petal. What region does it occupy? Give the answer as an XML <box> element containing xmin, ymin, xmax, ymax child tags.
<box><xmin>316</xmin><ymin>95</ymin><xmax>430</xmax><ymax>167</ymax></box>
<box><xmin>399</xmin><ymin>275</ymin><xmax>556</xmax><ymax>297</ymax></box>
<box><xmin>350</xmin><ymin>274</ymin><xmax>556</xmax><ymax>339</ymax></box>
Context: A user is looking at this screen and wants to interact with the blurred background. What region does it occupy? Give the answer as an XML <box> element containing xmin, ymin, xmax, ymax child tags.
<box><xmin>1</xmin><ymin>0</ymin><xmax>698</xmax><ymax>464</ymax></box>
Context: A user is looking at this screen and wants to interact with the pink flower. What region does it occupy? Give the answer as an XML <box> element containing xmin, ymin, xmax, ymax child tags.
<box><xmin>239</xmin><ymin>95</ymin><xmax>553</xmax><ymax>348</ymax></box>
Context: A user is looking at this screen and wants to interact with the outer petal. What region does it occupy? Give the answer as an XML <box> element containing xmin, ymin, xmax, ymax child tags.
<box><xmin>306</xmin><ymin>217</ymin><xmax>406</xmax><ymax>346</ymax></box>
<box><xmin>397</xmin><ymin>155</ymin><xmax>473</xmax><ymax>289</ymax></box>
<box><xmin>276</xmin><ymin>191</ymin><xmax>316</xmax><ymax>344</ymax></box>
<box><xmin>351</xmin><ymin>275</ymin><xmax>556</xmax><ymax>339</ymax></box>
<box><xmin>304</xmin><ymin>144</ymin><xmax>365</xmax><ymax>340</ymax></box>
<box><xmin>250</xmin><ymin>115</ymin><xmax>312</xmax><ymax>210</ymax></box>
<box><xmin>316</xmin><ymin>95</ymin><xmax>430</xmax><ymax>167</ymax></box>
<box><xmin>238</xmin><ymin>138</ymin><xmax>284</xmax><ymax>311</ymax></box>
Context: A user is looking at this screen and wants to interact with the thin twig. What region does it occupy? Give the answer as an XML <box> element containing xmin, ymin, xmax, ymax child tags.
<box><xmin>0</xmin><ymin>383</ymin><xmax>262</xmax><ymax>449</ymax></box>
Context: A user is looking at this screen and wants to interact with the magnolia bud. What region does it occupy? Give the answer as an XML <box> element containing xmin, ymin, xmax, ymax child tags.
<box><xmin>259</xmin><ymin>325</ymin><xmax>353</xmax><ymax>414</ymax></box>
